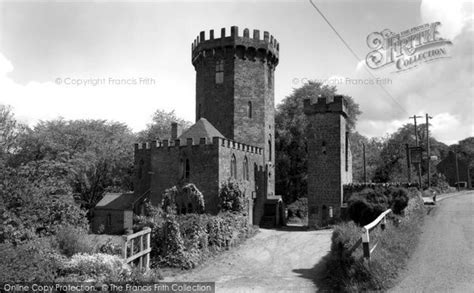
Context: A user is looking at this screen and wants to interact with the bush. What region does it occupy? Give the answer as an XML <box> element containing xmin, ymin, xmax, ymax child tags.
<box><xmin>218</xmin><ymin>178</ymin><xmax>249</xmax><ymax>213</ymax></box>
<box><xmin>348</xmin><ymin>187</ymin><xmax>410</xmax><ymax>226</ymax></box>
<box><xmin>97</xmin><ymin>238</ymin><xmax>123</xmax><ymax>256</ymax></box>
<box><xmin>148</xmin><ymin>212</ymin><xmax>254</xmax><ymax>269</ymax></box>
<box><xmin>55</xmin><ymin>225</ymin><xmax>95</xmax><ymax>257</ymax></box>
<box><xmin>324</xmin><ymin>193</ymin><xmax>425</xmax><ymax>291</ymax></box>
<box><xmin>287</xmin><ymin>198</ymin><xmax>308</xmax><ymax>219</ymax></box>
<box><xmin>58</xmin><ymin>253</ymin><xmax>131</xmax><ymax>282</ymax></box>
<box><xmin>0</xmin><ymin>238</ymin><xmax>64</xmax><ymax>282</ymax></box>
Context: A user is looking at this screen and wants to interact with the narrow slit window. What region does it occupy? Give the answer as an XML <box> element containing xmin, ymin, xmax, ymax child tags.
<box><xmin>243</xmin><ymin>156</ymin><xmax>249</xmax><ymax>181</ymax></box>
<box><xmin>185</xmin><ymin>159</ymin><xmax>190</xmax><ymax>179</ymax></box>
<box><xmin>231</xmin><ymin>154</ymin><xmax>237</xmax><ymax>179</ymax></box>
<box><xmin>248</xmin><ymin>101</ymin><xmax>252</xmax><ymax>118</ymax></box>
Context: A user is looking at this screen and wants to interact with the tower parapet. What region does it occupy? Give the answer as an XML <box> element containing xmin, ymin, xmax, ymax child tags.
<box><xmin>134</xmin><ymin>136</ymin><xmax>263</xmax><ymax>155</ymax></box>
<box><xmin>303</xmin><ymin>95</ymin><xmax>348</xmax><ymax>117</ymax></box>
<box><xmin>192</xmin><ymin>26</ymin><xmax>279</xmax><ymax>66</ymax></box>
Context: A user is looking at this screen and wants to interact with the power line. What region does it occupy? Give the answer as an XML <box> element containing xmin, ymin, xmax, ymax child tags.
<box><xmin>308</xmin><ymin>0</ymin><xmax>409</xmax><ymax>115</ymax></box>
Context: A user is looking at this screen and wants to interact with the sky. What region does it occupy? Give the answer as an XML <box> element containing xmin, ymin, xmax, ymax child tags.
<box><xmin>0</xmin><ymin>0</ymin><xmax>472</xmax><ymax>145</ymax></box>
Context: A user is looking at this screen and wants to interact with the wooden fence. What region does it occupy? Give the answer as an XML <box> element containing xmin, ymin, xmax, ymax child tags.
<box><xmin>361</xmin><ymin>209</ymin><xmax>391</xmax><ymax>260</ymax></box>
<box><xmin>122</xmin><ymin>227</ymin><xmax>151</xmax><ymax>270</ymax></box>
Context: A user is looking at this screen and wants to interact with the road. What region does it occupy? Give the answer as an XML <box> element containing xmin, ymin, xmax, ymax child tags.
<box><xmin>164</xmin><ymin>227</ymin><xmax>332</xmax><ymax>292</ymax></box>
<box><xmin>391</xmin><ymin>191</ymin><xmax>474</xmax><ymax>292</ymax></box>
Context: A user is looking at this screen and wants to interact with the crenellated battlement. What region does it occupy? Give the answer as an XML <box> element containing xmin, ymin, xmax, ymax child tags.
<box><xmin>303</xmin><ymin>95</ymin><xmax>348</xmax><ymax>117</ymax></box>
<box><xmin>192</xmin><ymin>26</ymin><xmax>279</xmax><ymax>66</ymax></box>
<box><xmin>134</xmin><ymin>136</ymin><xmax>263</xmax><ymax>155</ymax></box>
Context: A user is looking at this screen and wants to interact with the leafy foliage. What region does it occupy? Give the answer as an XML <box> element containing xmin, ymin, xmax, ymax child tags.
<box><xmin>218</xmin><ymin>178</ymin><xmax>249</xmax><ymax>213</ymax></box>
<box><xmin>55</xmin><ymin>225</ymin><xmax>95</xmax><ymax>257</ymax></box>
<box><xmin>347</xmin><ymin>187</ymin><xmax>410</xmax><ymax>226</ymax></box>
<box><xmin>0</xmin><ymin>167</ymin><xmax>89</xmax><ymax>244</ymax></box>
<box><xmin>137</xmin><ymin>109</ymin><xmax>192</xmax><ymax>143</ymax></box>
<box><xmin>0</xmin><ymin>238</ymin><xmax>64</xmax><ymax>282</ymax></box>
<box><xmin>9</xmin><ymin>119</ymin><xmax>136</xmax><ymax>210</ymax></box>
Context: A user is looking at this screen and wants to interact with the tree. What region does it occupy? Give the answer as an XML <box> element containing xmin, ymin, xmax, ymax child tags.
<box><xmin>11</xmin><ymin>119</ymin><xmax>136</xmax><ymax>210</ymax></box>
<box><xmin>0</xmin><ymin>105</ymin><xmax>26</xmax><ymax>165</ymax></box>
<box><xmin>349</xmin><ymin>132</ymin><xmax>384</xmax><ymax>182</ymax></box>
<box><xmin>137</xmin><ymin>109</ymin><xmax>192</xmax><ymax>143</ymax></box>
<box><xmin>275</xmin><ymin>81</ymin><xmax>361</xmax><ymax>203</ymax></box>
<box><xmin>372</xmin><ymin>124</ymin><xmax>448</xmax><ymax>183</ymax></box>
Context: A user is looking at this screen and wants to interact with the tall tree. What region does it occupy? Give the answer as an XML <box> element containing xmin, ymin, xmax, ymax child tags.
<box><xmin>137</xmin><ymin>109</ymin><xmax>192</xmax><ymax>143</ymax></box>
<box><xmin>275</xmin><ymin>81</ymin><xmax>361</xmax><ymax>203</ymax></box>
<box><xmin>12</xmin><ymin>119</ymin><xmax>136</xmax><ymax>210</ymax></box>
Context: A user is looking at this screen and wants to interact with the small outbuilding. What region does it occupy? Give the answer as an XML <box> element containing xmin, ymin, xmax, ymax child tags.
<box><xmin>91</xmin><ymin>192</ymin><xmax>145</xmax><ymax>234</ymax></box>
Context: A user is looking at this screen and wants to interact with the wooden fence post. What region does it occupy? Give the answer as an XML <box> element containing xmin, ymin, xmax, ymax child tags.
<box><xmin>362</xmin><ymin>228</ymin><xmax>370</xmax><ymax>260</ymax></box>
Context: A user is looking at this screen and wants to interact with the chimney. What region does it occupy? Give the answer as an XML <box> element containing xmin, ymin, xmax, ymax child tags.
<box><xmin>171</xmin><ymin>122</ymin><xmax>182</xmax><ymax>139</ymax></box>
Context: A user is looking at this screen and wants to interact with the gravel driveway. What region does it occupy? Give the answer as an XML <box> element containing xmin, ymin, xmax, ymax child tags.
<box><xmin>165</xmin><ymin>226</ymin><xmax>332</xmax><ymax>292</ymax></box>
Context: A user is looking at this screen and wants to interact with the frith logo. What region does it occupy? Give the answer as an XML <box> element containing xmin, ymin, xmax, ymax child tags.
<box><xmin>365</xmin><ymin>22</ymin><xmax>452</xmax><ymax>72</ymax></box>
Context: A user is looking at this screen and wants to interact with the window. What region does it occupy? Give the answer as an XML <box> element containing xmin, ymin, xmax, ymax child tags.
<box><xmin>243</xmin><ymin>156</ymin><xmax>249</xmax><ymax>181</ymax></box>
<box><xmin>180</xmin><ymin>159</ymin><xmax>185</xmax><ymax>179</ymax></box>
<box><xmin>322</xmin><ymin>141</ymin><xmax>327</xmax><ymax>155</ymax></box>
<box><xmin>138</xmin><ymin>159</ymin><xmax>144</xmax><ymax>179</ymax></box>
<box><xmin>268</xmin><ymin>135</ymin><xmax>272</xmax><ymax>162</ymax></box>
<box><xmin>107</xmin><ymin>214</ymin><xmax>112</xmax><ymax>226</ymax></box>
<box><xmin>345</xmin><ymin>132</ymin><xmax>349</xmax><ymax>171</ymax></box>
<box><xmin>231</xmin><ymin>154</ymin><xmax>237</xmax><ymax>179</ymax></box>
<box><xmin>215</xmin><ymin>60</ymin><xmax>224</xmax><ymax>84</ymax></box>
<box><xmin>185</xmin><ymin>159</ymin><xmax>190</xmax><ymax>179</ymax></box>
<box><xmin>248</xmin><ymin>101</ymin><xmax>252</xmax><ymax>118</ymax></box>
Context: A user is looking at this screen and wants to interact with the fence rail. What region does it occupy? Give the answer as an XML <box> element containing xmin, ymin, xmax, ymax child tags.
<box><xmin>362</xmin><ymin>209</ymin><xmax>391</xmax><ymax>260</ymax></box>
<box><xmin>122</xmin><ymin>227</ymin><xmax>151</xmax><ymax>270</ymax></box>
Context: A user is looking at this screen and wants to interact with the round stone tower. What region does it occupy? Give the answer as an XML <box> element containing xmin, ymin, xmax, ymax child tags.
<box><xmin>191</xmin><ymin>26</ymin><xmax>279</xmax><ymax>197</ymax></box>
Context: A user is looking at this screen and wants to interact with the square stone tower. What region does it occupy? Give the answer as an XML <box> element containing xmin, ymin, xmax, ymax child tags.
<box><xmin>304</xmin><ymin>96</ymin><xmax>352</xmax><ymax>227</ymax></box>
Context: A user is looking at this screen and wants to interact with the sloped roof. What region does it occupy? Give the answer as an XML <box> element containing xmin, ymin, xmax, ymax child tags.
<box><xmin>95</xmin><ymin>192</ymin><xmax>136</xmax><ymax>210</ymax></box>
<box><xmin>178</xmin><ymin>118</ymin><xmax>225</xmax><ymax>142</ymax></box>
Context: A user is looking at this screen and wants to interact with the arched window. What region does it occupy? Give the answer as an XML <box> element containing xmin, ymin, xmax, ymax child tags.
<box><xmin>231</xmin><ymin>154</ymin><xmax>237</xmax><ymax>179</ymax></box>
<box><xmin>243</xmin><ymin>156</ymin><xmax>249</xmax><ymax>181</ymax></box>
<box><xmin>215</xmin><ymin>60</ymin><xmax>224</xmax><ymax>84</ymax></box>
<box><xmin>248</xmin><ymin>101</ymin><xmax>252</xmax><ymax>118</ymax></box>
<box><xmin>180</xmin><ymin>159</ymin><xmax>184</xmax><ymax>179</ymax></box>
<box><xmin>185</xmin><ymin>159</ymin><xmax>190</xmax><ymax>179</ymax></box>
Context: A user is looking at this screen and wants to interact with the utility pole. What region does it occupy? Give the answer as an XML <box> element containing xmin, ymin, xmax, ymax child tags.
<box><xmin>455</xmin><ymin>152</ymin><xmax>460</xmax><ymax>191</ymax></box>
<box><xmin>410</xmin><ymin>115</ymin><xmax>423</xmax><ymax>188</ymax></box>
<box><xmin>405</xmin><ymin>144</ymin><xmax>411</xmax><ymax>182</ymax></box>
<box><xmin>426</xmin><ymin>114</ymin><xmax>432</xmax><ymax>188</ymax></box>
<box><xmin>363</xmin><ymin>143</ymin><xmax>367</xmax><ymax>183</ymax></box>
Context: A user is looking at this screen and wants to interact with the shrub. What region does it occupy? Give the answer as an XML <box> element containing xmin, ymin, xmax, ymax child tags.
<box><xmin>58</xmin><ymin>253</ymin><xmax>131</xmax><ymax>282</ymax></box>
<box><xmin>324</xmin><ymin>193</ymin><xmax>425</xmax><ymax>291</ymax></box>
<box><xmin>0</xmin><ymin>238</ymin><xmax>64</xmax><ymax>282</ymax></box>
<box><xmin>348</xmin><ymin>187</ymin><xmax>410</xmax><ymax>226</ymax></box>
<box><xmin>218</xmin><ymin>178</ymin><xmax>249</xmax><ymax>213</ymax></box>
<box><xmin>287</xmin><ymin>197</ymin><xmax>308</xmax><ymax>219</ymax></box>
<box><xmin>98</xmin><ymin>238</ymin><xmax>123</xmax><ymax>256</ymax></box>
<box><xmin>55</xmin><ymin>225</ymin><xmax>94</xmax><ymax>257</ymax></box>
<box><xmin>348</xmin><ymin>188</ymin><xmax>388</xmax><ymax>226</ymax></box>
<box><xmin>162</xmin><ymin>184</ymin><xmax>205</xmax><ymax>214</ymax></box>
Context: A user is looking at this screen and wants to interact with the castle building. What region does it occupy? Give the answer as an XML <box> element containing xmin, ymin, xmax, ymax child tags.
<box><xmin>133</xmin><ymin>26</ymin><xmax>280</xmax><ymax>226</ymax></box>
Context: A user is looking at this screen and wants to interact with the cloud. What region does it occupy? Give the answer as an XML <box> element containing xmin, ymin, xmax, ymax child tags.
<box><xmin>0</xmin><ymin>52</ymin><xmax>195</xmax><ymax>131</ymax></box>
<box><xmin>349</xmin><ymin>0</ymin><xmax>473</xmax><ymax>145</ymax></box>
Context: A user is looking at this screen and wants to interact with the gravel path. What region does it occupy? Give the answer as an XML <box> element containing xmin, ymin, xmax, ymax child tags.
<box><xmin>165</xmin><ymin>227</ymin><xmax>332</xmax><ymax>292</ymax></box>
<box><xmin>391</xmin><ymin>191</ymin><xmax>474</xmax><ymax>293</ymax></box>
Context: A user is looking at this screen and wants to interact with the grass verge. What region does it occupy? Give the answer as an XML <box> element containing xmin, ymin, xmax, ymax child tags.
<box><xmin>323</xmin><ymin>193</ymin><xmax>425</xmax><ymax>291</ymax></box>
